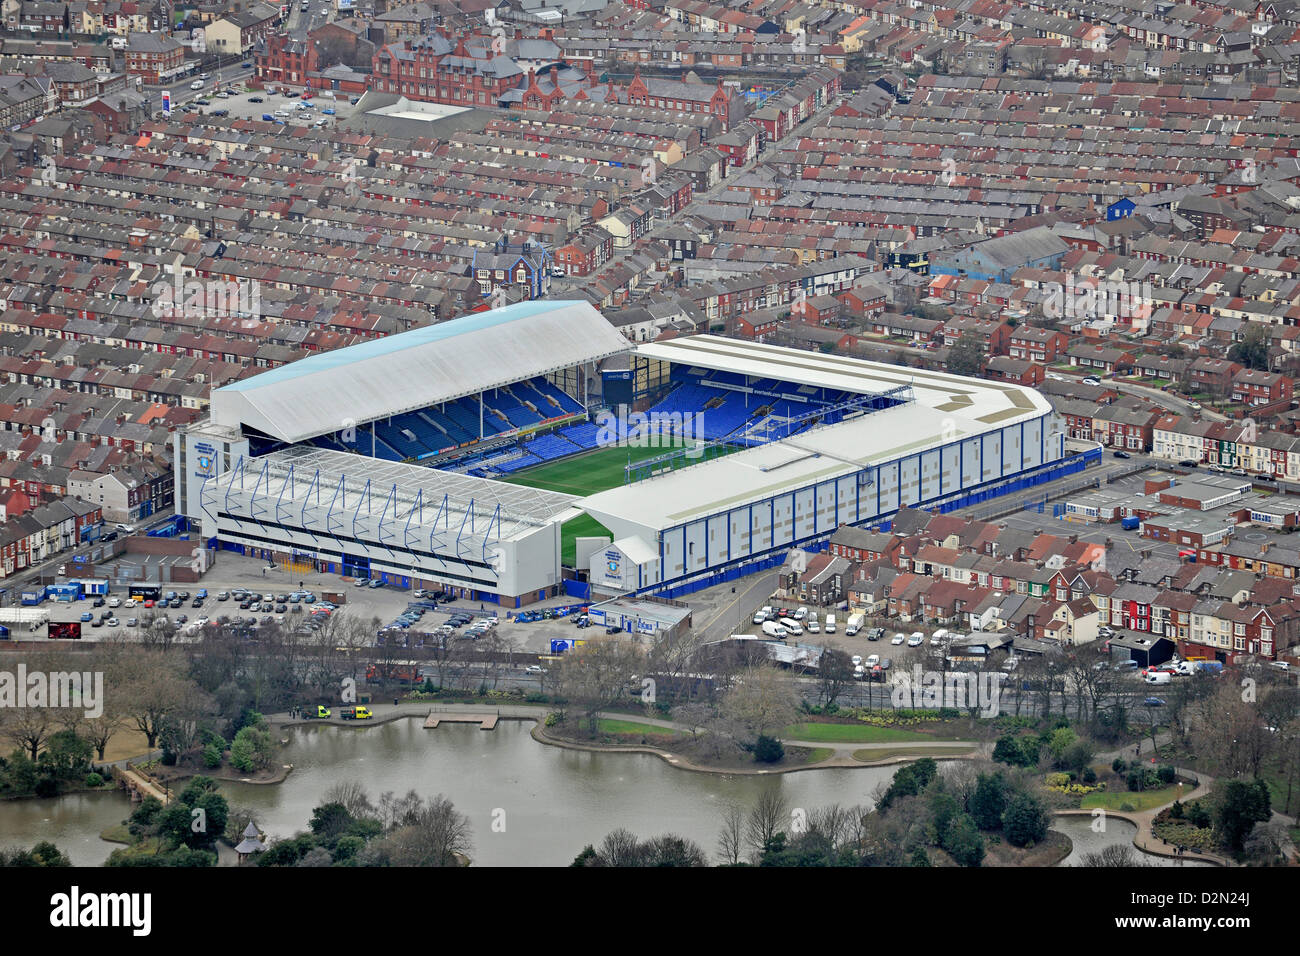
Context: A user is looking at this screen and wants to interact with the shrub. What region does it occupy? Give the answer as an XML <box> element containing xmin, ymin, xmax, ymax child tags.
<box><xmin>1082</xmin><ymin>767</ymin><xmax>1097</xmax><ymax>785</ymax></box>
<box><xmin>1112</xmin><ymin>757</ymin><xmax>1128</xmax><ymax>775</ymax></box>
<box><xmin>84</xmin><ymin>772</ymin><xmax>104</xmax><ymax>788</ymax></box>
<box><xmin>1157</xmin><ymin>764</ymin><xmax>1176</xmax><ymax>785</ymax></box>
<box><xmin>202</xmin><ymin>744</ymin><xmax>223</xmax><ymax>768</ymax></box>
<box><xmin>34</xmin><ymin>776</ymin><xmax>59</xmax><ymax>798</ymax></box>
<box><xmin>754</xmin><ymin>735</ymin><xmax>785</xmax><ymax>764</ymax></box>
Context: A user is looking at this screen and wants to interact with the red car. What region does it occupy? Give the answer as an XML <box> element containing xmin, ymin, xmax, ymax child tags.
<box><xmin>143</xmin><ymin>599</ymin><xmax>155</xmax><ymax>608</ymax></box>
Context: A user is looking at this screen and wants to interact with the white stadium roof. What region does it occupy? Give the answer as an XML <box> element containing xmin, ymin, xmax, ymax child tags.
<box><xmin>635</xmin><ymin>336</ymin><xmax>1044</xmax><ymax>426</ymax></box>
<box><xmin>580</xmin><ymin>336</ymin><xmax>1055</xmax><ymax>532</ymax></box>
<box><xmin>210</xmin><ymin>301</ymin><xmax>630</xmax><ymax>444</ymax></box>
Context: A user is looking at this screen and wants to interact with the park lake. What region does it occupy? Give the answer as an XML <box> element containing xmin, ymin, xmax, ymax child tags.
<box><xmin>0</xmin><ymin>719</ymin><xmax>1213</xmax><ymax>866</ymax></box>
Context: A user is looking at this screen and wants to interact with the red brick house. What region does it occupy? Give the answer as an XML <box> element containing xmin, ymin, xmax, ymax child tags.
<box><xmin>1231</xmin><ymin>368</ymin><xmax>1293</xmax><ymax>408</ymax></box>
<box><xmin>1008</xmin><ymin>326</ymin><xmax>1069</xmax><ymax>363</ymax></box>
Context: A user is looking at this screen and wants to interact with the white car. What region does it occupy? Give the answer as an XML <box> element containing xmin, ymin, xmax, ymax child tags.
<box><xmin>891</xmin><ymin>633</ymin><xmax>905</xmax><ymax>645</ymax></box>
<box><xmin>930</xmin><ymin>628</ymin><xmax>948</xmax><ymax>646</ymax></box>
<box><xmin>106</xmin><ymin>617</ymin><xmax>119</xmax><ymax>627</ymax></box>
<box><xmin>124</xmin><ymin>599</ymin><xmax>136</xmax><ymax>608</ymax></box>
<box><xmin>108</xmin><ymin>597</ymin><xmax>121</xmax><ymax>608</ymax></box>
<box><xmin>190</xmin><ymin>79</ymin><xmax>205</xmax><ymax>90</ymax></box>
<box><xmin>851</xmin><ymin>655</ymin><xmax>863</xmax><ymax>667</ymax></box>
<box><xmin>907</xmin><ymin>633</ymin><xmax>924</xmax><ymax>647</ymax></box>
<box><xmin>866</xmin><ymin>654</ymin><xmax>880</xmax><ymax>667</ymax></box>
<box><xmin>525</xmin><ymin>664</ymin><xmax>547</xmax><ymax>674</ymax></box>
<box><xmin>752</xmin><ymin>609</ymin><xmax>767</xmax><ymax>625</ymax></box>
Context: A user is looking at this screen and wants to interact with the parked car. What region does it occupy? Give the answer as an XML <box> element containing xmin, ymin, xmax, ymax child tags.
<box><xmin>891</xmin><ymin>633</ymin><xmax>905</xmax><ymax>645</ymax></box>
<box><xmin>1178</xmin><ymin>459</ymin><xmax>1199</xmax><ymax>468</ymax></box>
<box><xmin>1143</xmin><ymin>696</ymin><xmax>1166</xmax><ymax>707</ymax></box>
<box><xmin>1113</xmin><ymin>450</ymin><xmax>1131</xmax><ymax>459</ymax></box>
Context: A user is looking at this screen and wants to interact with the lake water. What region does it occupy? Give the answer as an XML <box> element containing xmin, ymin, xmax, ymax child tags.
<box><xmin>1051</xmin><ymin>815</ymin><xmax>1214</xmax><ymax>867</ymax></box>
<box><xmin>0</xmin><ymin>718</ymin><xmax>1213</xmax><ymax>867</ymax></box>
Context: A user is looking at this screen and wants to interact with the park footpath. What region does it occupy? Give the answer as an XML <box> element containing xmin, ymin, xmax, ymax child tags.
<box><xmin>1086</xmin><ymin>735</ymin><xmax>1295</xmax><ymax>867</ymax></box>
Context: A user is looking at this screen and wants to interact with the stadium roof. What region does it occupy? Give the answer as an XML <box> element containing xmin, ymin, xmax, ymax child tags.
<box><xmin>580</xmin><ymin>336</ymin><xmax>1056</xmax><ymax>532</ymax></box>
<box><xmin>636</xmin><ymin>336</ymin><xmax>1046</xmax><ymax>426</ymax></box>
<box><xmin>210</xmin><ymin>301</ymin><xmax>630</xmax><ymax>443</ymax></box>
<box><xmin>247</xmin><ymin>446</ymin><xmax>578</xmax><ymax>535</ymax></box>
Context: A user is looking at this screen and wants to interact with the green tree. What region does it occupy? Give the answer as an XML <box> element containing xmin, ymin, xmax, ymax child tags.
<box><xmin>39</xmin><ymin>730</ymin><xmax>92</xmax><ymax>776</ymax></box>
<box><xmin>879</xmin><ymin>758</ymin><xmax>938</xmax><ymax>811</ymax></box>
<box><xmin>1002</xmin><ymin>792</ymin><xmax>1049</xmax><ymax>848</ymax></box>
<box><xmin>1215</xmin><ymin>779</ymin><xmax>1271</xmax><ymax>852</ymax></box>
<box><xmin>942</xmin><ymin>814</ymin><xmax>985</xmax><ymax>866</ymax></box>
<box><xmin>969</xmin><ymin>772</ymin><xmax>1009</xmax><ymax>831</ymax></box>
<box><xmin>753</xmin><ymin>734</ymin><xmax>784</xmax><ymax>764</ymax></box>
<box><xmin>229</xmin><ymin>724</ymin><xmax>273</xmax><ymax>772</ymax></box>
<box><xmin>310</xmin><ymin>802</ymin><xmax>356</xmax><ymax>843</ymax></box>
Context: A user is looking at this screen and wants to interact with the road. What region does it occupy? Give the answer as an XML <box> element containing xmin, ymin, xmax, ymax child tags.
<box><xmin>1109</xmin><ymin>380</ymin><xmax>1227</xmax><ymax>421</ymax></box>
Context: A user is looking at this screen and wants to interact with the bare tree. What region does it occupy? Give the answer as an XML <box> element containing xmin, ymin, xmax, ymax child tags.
<box><xmin>717</xmin><ymin>803</ymin><xmax>747</xmax><ymax>865</ymax></box>
<box><xmin>816</xmin><ymin>648</ymin><xmax>854</xmax><ymax>708</ymax></box>
<box><xmin>722</xmin><ymin>664</ymin><xmax>800</xmax><ymax>743</ymax></box>
<box><xmin>365</xmin><ymin>792</ymin><xmax>472</xmax><ymax>867</ymax></box>
<box><xmin>117</xmin><ymin>648</ymin><xmax>199</xmax><ymax>749</ymax></box>
<box><xmin>745</xmin><ymin>787</ymin><xmax>790</xmax><ymax>860</ymax></box>
<box><xmin>324</xmin><ymin>779</ymin><xmax>376</xmax><ymax>820</ymax></box>
<box><xmin>552</xmin><ymin>636</ymin><xmax>645</xmax><ymax>735</ymax></box>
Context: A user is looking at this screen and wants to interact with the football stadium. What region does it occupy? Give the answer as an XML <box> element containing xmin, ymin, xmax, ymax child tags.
<box><xmin>176</xmin><ymin>301</ymin><xmax>1094</xmax><ymax>606</ymax></box>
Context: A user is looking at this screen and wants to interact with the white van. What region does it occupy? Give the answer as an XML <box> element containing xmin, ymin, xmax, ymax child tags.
<box><xmin>779</xmin><ymin>619</ymin><xmax>803</xmax><ymax>637</ymax></box>
<box><xmin>190</xmin><ymin>79</ymin><xmax>205</xmax><ymax>90</ymax></box>
<box><xmin>761</xmin><ymin>620</ymin><xmax>788</xmax><ymax>640</ymax></box>
<box><xmin>1144</xmin><ymin>671</ymin><xmax>1172</xmax><ymax>685</ymax></box>
<box><xmin>844</xmin><ymin>612</ymin><xmax>865</xmax><ymax>636</ymax></box>
<box><xmin>824</xmin><ymin>613</ymin><xmax>836</xmax><ymax>633</ymax></box>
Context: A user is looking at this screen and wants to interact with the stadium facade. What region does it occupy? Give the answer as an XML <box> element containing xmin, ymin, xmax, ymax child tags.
<box><xmin>176</xmin><ymin>303</ymin><xmax>1082</xmax><ymax>606</ymax></box>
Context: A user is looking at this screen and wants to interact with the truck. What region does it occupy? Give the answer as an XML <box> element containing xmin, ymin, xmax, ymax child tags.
<box><xmin>760</xmin><ymin>620</ymin><xmax>788</xmax><ymax>640</ymax></box>
<box><xmin>302</xmin><ymin>704</ymin><xmax>331</xmax><ymax>719</ymax></box>
<box><xmin>339</xmin><ymin>706</ymin><xmax>372</xmax><ymax>720</ymax></box>
<box><xmin>844</xmin><ymin>613</ymin><xmax>865</xmax><ymax>636</ymax></box>
<box><xmin>1175</xmin><ymin>659</ymin><xmax>1223</xmax><ymax>676</ymax></box>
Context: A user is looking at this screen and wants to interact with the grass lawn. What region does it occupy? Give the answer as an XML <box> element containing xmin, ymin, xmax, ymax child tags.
<box><xmin>1081</xmin><ymin>785</ymin><xmax>1186</xmax><ymax>813</ymax></box>
<box><xmin>852</xmin><ymin>745</ymin><xmax>974</xmax><ymax>762</ymax></box>
<box><xmin>804</xmin><ymin>747</ymin><xmax>835</xmax><ymax>764</ymax></box>
<box><xmin>505</xmin><ymin>440</ymin><xmax>695</xmax><ymax>497</ymax></box>
<box><xmin>505</xmin><ymin>440</ymin><xmax>739</xmax><ymax>565</ymax></box>
<box><xmin>781</xmin><ymin>722</ymin><xmax>932</xmax><ymax>743</ymax></box>
<box><xmin>595</xmin><ymin>718</ymin><xmax>679</xmax><ymax>737</ymax></box>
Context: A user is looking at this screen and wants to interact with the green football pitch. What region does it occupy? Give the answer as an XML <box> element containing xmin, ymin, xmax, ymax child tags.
<box><xmin>503</xmin><ymin>440</ymin><xmax>736</xmax><ymax>566</ymax></box>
